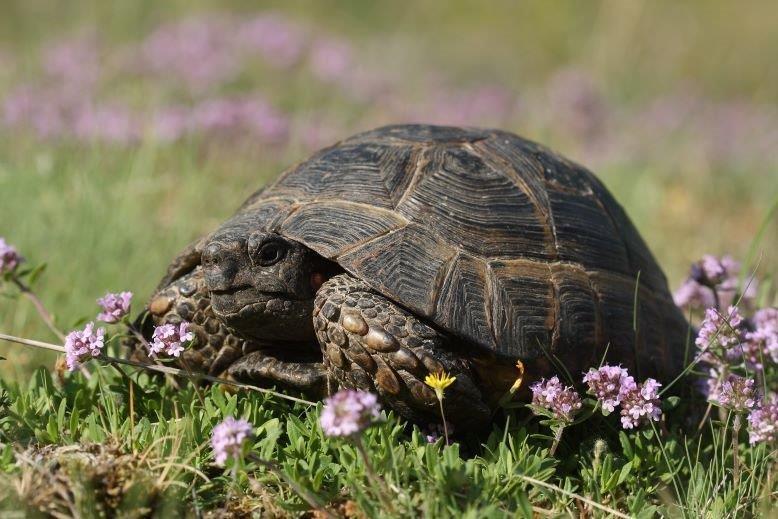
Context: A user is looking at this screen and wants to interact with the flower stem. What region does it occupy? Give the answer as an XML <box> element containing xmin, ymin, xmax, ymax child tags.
<box><xmin>11</xmin><ymin>276</ymin><xmax>65</xmax><ymax>342</ymax></box>
<box><xmin>549</xmin><ymin>426</ymin><xmax>564</xmax><ymax>456</ymax></box>
<box><xmin>732</xmin><ymin>414</ymin><xmax>741</xmax><ymax>486</ymax></box>
<box><xmin>437</xmin><ymin>397</ymin><xmax>449</xmax><ymax>445</ymax></box>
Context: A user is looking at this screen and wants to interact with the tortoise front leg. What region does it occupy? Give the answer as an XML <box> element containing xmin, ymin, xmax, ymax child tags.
<box><xmin>314</xmin><ymin>274</ymin><xmax>490</xmax><ymax>430</ymax></box>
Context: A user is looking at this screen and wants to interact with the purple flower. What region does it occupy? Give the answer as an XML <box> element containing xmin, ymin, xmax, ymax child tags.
<box><xmin>211</xmin><ymin>416</ymin><xmax>253</xmax><ymax>466</ymax></box>
<box><xmin>747</xmin><ymin>394</ymin><xmax>777</xmax><ymax>444</ymax></box>
<box><xmin>149</xmin><ymin>322</ymin><xmax>194</xmax><ymax>357</ymax></box>
<box><xmin>423</xmin><ymin>422</ymin><xmax>454</xmax><ymax>444</ymax></box>
<box><xmin>238</xmin><ymin>13</ymin><xmax>307</xmax><ymax>69</ymax></box>
<box><xmin>711</xmin><ymin>375</ymin><xmax>757</xmax><ymax>413</ymax></box>
<box><xmin>619</xmin><ymin>378</ymin><xmax>662</xmax><ymax>429</ymax></box>
<box><xmin>64</xmin><ymin>322</ymin><xmax>106</xmax><ymax>371</ymax></box>
<box><xmin>0</xmin><ymin>237</ymin><xmax>22</xmax><ymax>274</ymax></box>
<box><xmin>729</xmin><ymin>327</ymin><xmax>775</xmax><ymax>369</ymax></box>
<box><xmin>97</xmin><ymin>291</ymin><xmax>132</xmax><ymax>323</ymax></box>
<box><xmin>320</xmin><ymin>389</ymin><xmax>381</xmax><ymax>437</ymax></box>
<box><xmin>530</xmin><ymin>376</ymin><xmax>582</xmax><ymax>423</ymax></box>
<box><xmin>753</xmin><ymin>307</ymin><xmax>778</xmax><ymax>331</ymax></box>
<box><xmin>695</xmin><ymin>306</ymin><xmax>745</xmax><ymax>359</ymax></box>
<box><xmin>583</xmin><ymin>365</ymin><xmax>636</xmax><ymax>413</ymax></box>
<box><xmin>309</xmin><ymin>37</ymin><xmax>353</xmax><ymax>82</ymax></box>
<box><xmin>673</xmin><ymin>278</ymin><xmax>716</xmax><ymax>310</ymax></box>
<box><xmin>675</xmin><ymin>255</ymin><xmax>758</xmax><ymax>311</ymax></box>
<box><xmin>699</xmin><ymin>254</ymin><xmax>732</xmax><ymax>285</ymax></box>
<box><xmin>141</xmin><ymin>16</ymin><xmax>239</xmax><ymax>91</ymax></box>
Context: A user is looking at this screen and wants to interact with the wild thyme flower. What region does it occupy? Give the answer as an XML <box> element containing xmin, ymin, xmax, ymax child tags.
<box><xmin>320</xmin><ymin>390</ymin><xmax>381</xmax><ymax>438</ymax></box>
<box><xmin>423</xmin><ymin>422</ymin><xmax>454</xmax><ymax>444</ymax></box>
<box><xmin>582</xmin><ymin>365</ymin><xmax>636</xmax><ymax>413</ymax></box>
<box><xmin>747</xmin><ymin>394</ymin><xmax>777</xmax><ymax>444</ymax></box>
<box><xmin>211</xmin><ymin>416</ymin><xmax>253</xmax><ymax>466</ymax></box>
<box><xmin>712</xmin><ymin>375</ymin><xmax>757</xmax><ymax>413</ymax></box>
<box><xmin>96</xmin><ymin>291</ymin><xmax>133</xmax><ymax>323</ymax></box>
<box><xmin>751</xmin><ymin>307</ymin><xmax>778</xmax><ymax>363</ymax></box>
<box><xmin>673</xmin><ymin>278</ymin><xmax>716</xmax><ymax>310</ymax></box>
<box><xmin>0</xmin><ymin>237</ymin><xmax>22</xmax><ymax>274</ymax></box>
<box><xmin>149</xmin><ymin>322</ymin><xmax>194</xmax><ymax>357</ymax></box>
<box><xmin>695</xmin><ymin>306</ymin><xmax>744</xmax><ymax>361</ymax></box>
<box><xmin>64</xmin><ymin>322</ymin><xmax>105</xmax><ymax>371</ymax></box>
<box><xmin>753</xmin><ymin>307</ymin><xmax>778</xmax><ymax>331</ymax></box>
<box><xmin>675</xmin><ymin>254</ymin><xmax>755</xmax><ymax>310</ymax></box>
<box><xmin>729</xmin><ymin>328</ymin><xmax>774</xmax><ymax>369</ymax></box>
<box><xmin>424</xmin><ymin>371</ymin><xmax>456</xmax><ymax>401</ymax></box>
<box><xmin>619</xmin><ymin>378</ymin><xmax>662</xmax><ymax>429</ymax></box>
<box><xmin>530</xmin><ymin>376</ymin><xmax>582</xmax><ymax>423</ymax></box>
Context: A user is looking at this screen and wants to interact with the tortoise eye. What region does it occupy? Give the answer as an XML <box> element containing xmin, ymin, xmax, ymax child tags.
<box><xmin>253</xmin><ymin>239</ymin><xmax>287</xmax><ymax>267</ymax></box>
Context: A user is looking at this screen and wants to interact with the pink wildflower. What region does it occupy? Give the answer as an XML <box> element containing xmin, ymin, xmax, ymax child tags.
<box><xmin>149</xmin><ymin>322</ymin><xmax>194</xmax><ymax>357</ymax></box>
<box><xmin>0</xmin><ymin>237</ymin><xmax>22</xmax><ymax>274</ymax></box>
<box><xmin>747</xmin><ymin>394</ymin><xmax>777</xmax><ymax>444</ymax></box>
<box><xmin>673</xmin><ymin>278</ymin><xmax>715</xmax><ymax>309</ymax></box>
<box><xmin>583</xmin><ymin>365</ymin><xmax>636</xmax><ymax>413</ymax></box>
<box><xmin>97</xmin><ymin>291</ymin><xmax>133</xmax><ymax>323</ymax></box>
<box><xmin>530</xmin><ymin>376</ymin><xmax>582</xmax><ymax>423</ymax></box>
<box><xmin>320</xmin><ymin>390</ymin><xmax>381</xmax><ymax>437</ymax></box>
<box><xmin>64</xmin><ymin>322</ymin><xmax>105</xmax><ymax>371</ymax></box>
<box><xmin>695</xmin><ymin>306</ymin><xmax>745</xmax><ymax>360</ymax></box>
<box><xmin>211</xmin><ymin>416</ymin><xmax>253</xmax><ymax>466</ymax></box>
<box><xmin>712</xmin><ymin>375</ymin><xmax>757</xmax><ymax>413</ymax></box>
<box><xmin>619</xmin><ymin>378</ymin><xmax>662</xmax><ymax>429</ymax></box>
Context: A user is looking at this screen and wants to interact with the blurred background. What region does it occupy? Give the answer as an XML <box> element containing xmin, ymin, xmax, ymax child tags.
<box><xmin>1</xmin><ymin>0</ymin><xmax>776</xmax><ymax>379</ymax></box>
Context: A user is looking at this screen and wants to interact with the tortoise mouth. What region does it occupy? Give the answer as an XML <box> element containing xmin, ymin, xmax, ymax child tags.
<box><xmin>209</xmin><ymin>286</ymin><xmax>280</xmax><ymax>318</ymax></box>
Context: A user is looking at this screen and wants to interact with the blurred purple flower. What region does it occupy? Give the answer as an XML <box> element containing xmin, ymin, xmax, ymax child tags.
<box><xmin>309</xmin><ymin>37</ymin><xmax>353</xmax><ymax>82</ymax></box>
<box><xmin>73</xmin><ymin>103</ymin><xmax>139</xmax><ymax>144</ymax></box>
<box><xmin>583</xmin><ymin>365</ymin><xmax>635</xmax><ymax>413</ymax></box>
<box><xmin>42</xmin><ymin>35</ymin><xmax>101</xmax><ymax>91</ymax></box>
<box><xmin>619</xmin><ymin>378</ymin><xmax>662</xmax><ymax>429</ymax></box>
<box><xmin>673</xmin><ymin>279</ymin><xmax>716</xmax><ymax>310</ymax></box>
<box><xmin>712</xmin><ymin>375</ymin><xmax>757</xmax><ymax>413</ymax></box>
<box><xmin>211</xmin><ymin>416</ymin><xmax>253</xmax><ymax>466</ymax></box>
<box><xmin>320</xmin><ymin>389</ymin><xmax>381</xmax><ymax>437</ymax></box>
<box><xmin>546</xmin><ymin>67</ymin><xmax>607</xmax><ymax>139</ymax></box>
<box><xmin>238</xmin><ymin>13</ymin><xmax>307</xmax><ymax>69</ymax></box>
<box><xmin>97</xmin><ymin>291</ymin><xmax>132</xmax><ymax>323</ymax></box>
<box><xmin>141</xmin><ymin>16</ymin><xmax>239</xmax><ymax>91</ymax></box>
<box><xmin>0</xmin><ymin>237</ymin><xmax>22</xmax><ymax>274</ymax></box>
<box><xmin>753</xmin><ymin>307</ymin><xmax>778</xmax><ymax>332</ymax></box>
<box><xmin>64</xmin><ymin>322</ymin><xmax>105</xmax><ymax>371</ymax></box>
<box><xmin>747</xmin><ymin>394</ymin><xmax>777</xmax><ymax>444</ymax></box>
<box><xmin>189</xmin><ymin>96</ymin><xmax>289</xmax><ymax>143</ymax></box>
<box><xmin>149</xmin><ymin>322</ymin><xmax>194</xmax><ymax>357</ymax></box>
<box><xmin>2</xmin><ymin>86</ymin><xmax>73</xmax><ymax>139</ymax></box>
<box><xmin>530</xmin><ymin>376</ymin><xmax>582</xmax><ymax>423</ymax></box>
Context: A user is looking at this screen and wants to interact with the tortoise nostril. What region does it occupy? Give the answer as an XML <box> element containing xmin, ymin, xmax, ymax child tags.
<box><xmin>203</xmin><ymin>243</ymin><xmax>223</xmax><ymax>268</ymax></box>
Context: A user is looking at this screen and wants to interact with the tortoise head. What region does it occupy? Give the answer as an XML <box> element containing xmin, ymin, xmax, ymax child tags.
<box><xmin>201</xmin><ymin>220</ymin><xmax>337</xmax><ymax>342</ymax></box>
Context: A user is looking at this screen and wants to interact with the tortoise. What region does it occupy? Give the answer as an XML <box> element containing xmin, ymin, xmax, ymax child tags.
<box><xmin>134</xmin><ymin>124</ymin><xmax>688</xmax><ymax>429</ymax></box>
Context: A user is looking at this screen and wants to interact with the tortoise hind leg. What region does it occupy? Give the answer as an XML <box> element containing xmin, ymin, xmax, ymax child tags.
<box><xmin>314</xmin><ymin>274</ymin><xmax>490</xmax><ymax>430</ymax></box>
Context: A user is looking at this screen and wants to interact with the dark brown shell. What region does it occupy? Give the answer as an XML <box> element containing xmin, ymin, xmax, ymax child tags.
<box><xmin>220</xmin><ymin>125</ymin><xmax>688</xmax><ymax>377</ymax></box>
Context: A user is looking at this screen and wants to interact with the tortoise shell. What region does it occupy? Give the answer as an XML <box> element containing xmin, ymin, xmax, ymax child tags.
<box><xmin>213</xmin><ymin>124</ymin><xmax>687</xmax><ymax>377</ymax></box>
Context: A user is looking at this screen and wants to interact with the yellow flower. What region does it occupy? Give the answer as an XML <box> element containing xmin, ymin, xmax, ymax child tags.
<box><xmin>425</xmin><ymin>371</ymin><xmax>456</xmax><ymax>401</ymax></box>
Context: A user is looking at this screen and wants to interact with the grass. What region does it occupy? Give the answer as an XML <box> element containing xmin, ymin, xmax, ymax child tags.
<box><xmin>0</xmin><ymin>0</ymin><xmax>776</xmax><ymax>516</ymax></box>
